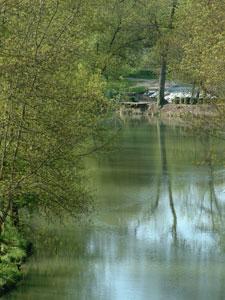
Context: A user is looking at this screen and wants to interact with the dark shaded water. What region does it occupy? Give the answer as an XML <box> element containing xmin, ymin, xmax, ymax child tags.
<box><xmin>4</xmin><ymin>118</ymin><xmax>225</xmax><ymax>300</ymax></box>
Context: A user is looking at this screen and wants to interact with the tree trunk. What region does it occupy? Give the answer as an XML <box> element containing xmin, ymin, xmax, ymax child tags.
<box><xmin>196</xmin><ymin>88</ymin><xmax>200</xmax><ymax>100</ymax></box>
<box><xmin>190</xmin><ymin>82</ymin><xmax>196</xmax><ymax>104</ymax></box>
<box><xmin>158</xmin><ymin>54</ymin><xmax>167</xmax><ymax>107</ymax></box>
<box><xmin>157</xmin><ymin>0</ymin><xmax>177</xmax><ymax>108</ymax></box>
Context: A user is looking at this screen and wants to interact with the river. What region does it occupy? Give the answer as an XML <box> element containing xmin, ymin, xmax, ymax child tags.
<box><xmin>3</xmin><ymin>118</ymin><xmax>225</xmax><ymax>300</ymax></box>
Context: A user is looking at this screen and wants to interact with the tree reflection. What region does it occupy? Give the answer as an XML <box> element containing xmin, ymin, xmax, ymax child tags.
<box><xmin>157</xmin><ymin>121</ymin><xmax>177</xmax><ymax>243</ymax></box>
<box><xmin>154</xmin><ymin>122</ymin><xmax>225</xmax><ymax>248</ymax></box>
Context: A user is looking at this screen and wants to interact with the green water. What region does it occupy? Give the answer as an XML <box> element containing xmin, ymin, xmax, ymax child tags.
<box><xmin>4</xmin><ymin>119</ymin><xmax>225</xmax><ymax>300</ymax></box>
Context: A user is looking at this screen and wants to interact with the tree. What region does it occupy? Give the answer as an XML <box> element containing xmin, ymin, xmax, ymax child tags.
<box><xmin>84</xmin><ymin>0</ymin><xmax>149</xmax><ymax>78</ymax></box>
<box><xmin>157</xmin><ymin>0</ymin><xmax>177</xmax><ymax>107</ymax></box>
<box><xmin>172</xmin><ymin>0</ymin><xmax>225</xmax><ymax>97</ymax></box>
<box><xmin>139</xmin><ymin>0</ymin><xmax>178</xmax><ymax>107</ymax></box>
<box><xmin>0</xmin><ymin>0</ymin><xmax>112</xmax><ymax>239</ymax></box>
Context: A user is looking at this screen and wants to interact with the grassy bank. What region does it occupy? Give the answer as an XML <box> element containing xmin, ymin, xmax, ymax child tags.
<box><xmin>106</xmin><ymin>69</ymin><xmax>156</xmax><ymax>100</ymax></box>
<box><xmin>127</xmin><ymin>69</ymin><xmax>157</xmax><ymax>80</ymax></box>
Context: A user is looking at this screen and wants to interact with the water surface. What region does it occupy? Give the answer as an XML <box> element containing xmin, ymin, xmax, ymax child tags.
<box><xmin>4</xmin><ymin>118</ymin><xmax>225</xmax><ymax>300</ymax></box>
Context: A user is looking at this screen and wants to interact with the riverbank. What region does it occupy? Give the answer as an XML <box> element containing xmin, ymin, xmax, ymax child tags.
<box><xmin>0</xmin><ymin>226</ymin><xmax>31</xmax><ymax>297</ymax></box>
<box><xmin>157</xmin><ymin>103</ymin><xmax>220</xmax><ymax>118</ymax></box>
<box><xmin>119</xmin><ymin>102</ymin><xmax>221</xmax><ymax>118</ymax></box>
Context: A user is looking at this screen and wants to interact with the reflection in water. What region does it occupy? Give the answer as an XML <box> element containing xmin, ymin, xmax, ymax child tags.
<box><xmin>157</xmin><ymin>121</ymin><xmax>177</xmax><ymax>242</ymax></box>
<box><xmin>3</xmin><ymin>118</ymin><xmax>225</xmax><ymax>300</ymax></box>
